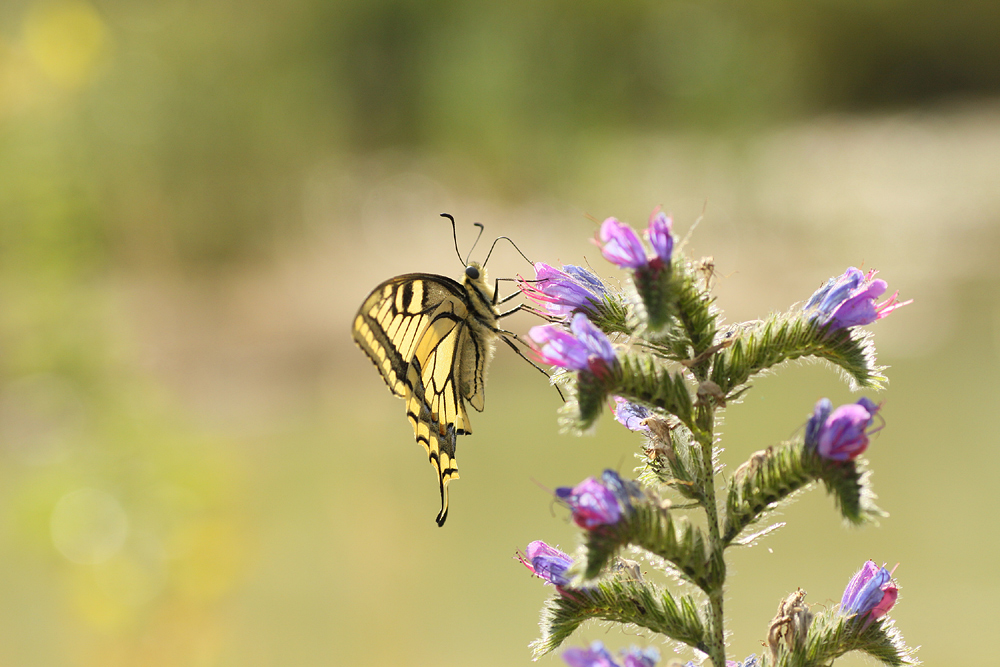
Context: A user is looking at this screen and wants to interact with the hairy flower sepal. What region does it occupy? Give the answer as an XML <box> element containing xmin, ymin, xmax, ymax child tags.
<box><xmin>724</xmin><ymin>442</ymin><xmax>886</xmax><ymax>546</ymax></box>
<box><xmin>632</xmin><ymin>259</ymin><xmax>678</xmax><ymax>332</ymax></box>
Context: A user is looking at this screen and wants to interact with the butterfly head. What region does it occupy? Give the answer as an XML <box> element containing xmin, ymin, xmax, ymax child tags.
<box><xmin>463</xmin><ymin>261</ymin><xmax>497</xmax><ymax>307</ymax></box>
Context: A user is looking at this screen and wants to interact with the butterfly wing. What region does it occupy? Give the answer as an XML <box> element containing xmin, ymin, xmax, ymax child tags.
<box><xmin>353</xmin><ymin>273</ymin><xmax>494</xmax><ymax>525</ymax></box>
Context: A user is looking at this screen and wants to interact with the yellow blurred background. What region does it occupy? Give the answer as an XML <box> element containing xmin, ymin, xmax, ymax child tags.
<box><xmin>1</xmin><ymin>0</ymin><xmax>998</xmax><ymax>664</ymax></box>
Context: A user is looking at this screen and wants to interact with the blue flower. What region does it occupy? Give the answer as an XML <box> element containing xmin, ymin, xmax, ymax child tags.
<box><xmin>804</xmin><ymin>398</ymin><xmax>833</xmax><ymax>449</ymax></box>
<box><xmin>521</xmin><ymin>541</ymin><xmax>574</xmax><ymax>587</ymax></box>
<box><xmin>841</xmin><ymin>560</ymin><xmax>898</xmax><ymax>627</ymax></box>
<box><xmin>519</xmin><ymin>262</ymin><xmax>606</xmax><ymax>317</ymax></box>
<box><xmin>803</xmin><ymin>267</ymin><xmax>910</xmax><ymax>332</ymax></box>
<box><xmin>613</xmin><ymin>397</ymin><xmax>652</xmax><ymax>432</ymax></box>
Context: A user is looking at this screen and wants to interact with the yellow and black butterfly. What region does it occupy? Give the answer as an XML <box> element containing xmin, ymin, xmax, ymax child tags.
<box><xmin>352</xmin><ymin>215</ymin><xmax>533</xmax><ymax>526</ymax></box>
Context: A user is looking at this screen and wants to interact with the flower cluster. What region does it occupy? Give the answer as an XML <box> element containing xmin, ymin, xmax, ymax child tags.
<box><xmin>556</xmin><ymin>470</ymin><xmax>633</xmax><ymax>529</ymax></box>
<box><xmin>519</xmin><ymin>263</ymin><xmax>608</xmax><ymax>318</ymax></box>
<box><xmin>803</xmin><ymin>267</ymin><xmax>910</xmax><ymax>332</ymax></box>
<box><xmin>841</xmin><ymin>560</ymin><xmax>898</xmax><ymax>627</ymax></box>
<box><xmin>805</xmin><ymin>397</ymin><xmax>882</xmax><ymax>461</ymax></box>
<box><xmin>562</xmin><ymin>641</ymin><xmax>659</xmax><ymax>667</ymax></box>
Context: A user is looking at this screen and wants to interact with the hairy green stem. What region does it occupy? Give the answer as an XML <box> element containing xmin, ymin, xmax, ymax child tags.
<box><xmin>694</xmin><ymin>405</ymin><xmax>726</xmax><ymax>666</ymax></box>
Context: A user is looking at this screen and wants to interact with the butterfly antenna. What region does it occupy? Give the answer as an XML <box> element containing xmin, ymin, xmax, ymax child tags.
<box><xmin>484</xmin><ymin>236</ymin><xmax>533</xmax><ymax>269</ymax></box>
<box><xmin>440</xmin><ymin>213</ymin><xmax>466</xmax><ymax>267</ymax></box>
<box><xmin>465</xmin><ymin>223</ymin><xmax>485</xmax><ymax>265</ymax></box>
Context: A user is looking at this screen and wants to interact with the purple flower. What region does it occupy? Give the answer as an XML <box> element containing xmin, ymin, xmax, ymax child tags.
<box><xmin>519</xmin><ymin>263</ymin><xmax>606</xmax><ymax>316</ymax></box>
<box><xmin>600</xmin><ymin>469</ymin><xmax>637</xmax><ymax>515</ymax></box>
<box><xmin>621</xmin><ymin>646</ymin><xmax>660</xmax><ymax>667</ymax></box>
<box><xmin>841</xmin><ymin>561</ymin><xmax>898</xmax><ymax>627</ymax></box>
<box><xmin>816</xmin><ymin>397</ymin><xmax>881</xmax><ymax>461</ymax></box>
<box><xmin>556</xmin><ymin>475</ymin><xmax>622</xmax><ymax>529</ymax></box>
<box><xmin>562</xmin><ymin>642</ymin><xmax>659</xmax><ymax>667</ymax></box>
<box><xmin>562</xmin><ymin>642</ymin><xmax>618</xmax><ymax>667</ymax></box>
<box><xmin>804</xmin><ymin>267</ymin><xmax>910</xmax><ymax>332</ymax></box>
<box><xmin>528</xmin><ymin>313</ymin><xmax>617</xmax><ymax>376</ymax></box>
<box><xmin>521</xmin><ymin>541</ymin><xmax>574</xmax><ymax>587</ymax></box>
<box><xmin>646</xmin><ymin>209</ymin><xmax>674</xmax><ymax>264</ymax></box>
<box><xmin>613</xmin><ymin>397</ymin><xmax>652</xmax><ymax>432</ymax></box>
<box><xmin>597</xmin><ymin>217</ymin><xmax>649</xmax><ymax>269</ymax></box>
<box><xmin>726</xmin><ymin>657</ymin><xmax>758</xmax><ymax>667</ymax></box>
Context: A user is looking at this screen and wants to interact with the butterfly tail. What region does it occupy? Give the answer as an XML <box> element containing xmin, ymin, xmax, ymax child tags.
<box><xmin>436</xmin><ymin>478</ymin><xmax>449</xmax><ymax>527</ymax></box>
<box><xmin>431</xmin><ymin>428</ymin><xmax>460</xmax><ymax>527</ymax></box>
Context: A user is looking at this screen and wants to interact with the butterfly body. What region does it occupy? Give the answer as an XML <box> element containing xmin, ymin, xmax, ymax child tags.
<box><xmin>352</xmin><ymin>262</ymin><xmax>502</xmax><ymax>526</ymax></box>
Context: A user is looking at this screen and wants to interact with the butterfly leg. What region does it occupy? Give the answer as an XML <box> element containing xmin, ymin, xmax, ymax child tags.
<box><xmin>496</xmin><ymin>334</ymin><xmax>566</xmax><ymax>402</ymax></box>
<box><xmin>496</xmin><ymin>289</ymin><xmax>522</xmax><ymax>306</ymax></box>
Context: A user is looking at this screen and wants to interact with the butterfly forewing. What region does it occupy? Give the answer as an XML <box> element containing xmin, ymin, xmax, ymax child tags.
<box><xmin>351</xmin><ymin>271</ymin><xmax>500</xmax><ymax>526</ymax></box>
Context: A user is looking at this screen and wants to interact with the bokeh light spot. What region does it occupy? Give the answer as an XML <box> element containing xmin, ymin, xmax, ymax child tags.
<box><xmin>51</xmin><ymin>488</ymin><xmax>128</xmax><ymax>564</ymax></box>
<box><xmin>22</xmin><ymin>0</ymin><xmax>109</xmax><ymax>89</ymax></box>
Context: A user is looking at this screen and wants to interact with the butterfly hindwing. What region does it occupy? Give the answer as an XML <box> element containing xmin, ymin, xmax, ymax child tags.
<box><xmin>352</xmin><ymin>270</ymin><xmax>500</xmax><ymax>526</ymax></box>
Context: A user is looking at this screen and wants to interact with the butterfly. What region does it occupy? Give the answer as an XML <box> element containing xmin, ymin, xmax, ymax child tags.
<box><xmin>351</xmin><ymin>215</ymin><xmax>531</xmax><ymax>526</ymax></box>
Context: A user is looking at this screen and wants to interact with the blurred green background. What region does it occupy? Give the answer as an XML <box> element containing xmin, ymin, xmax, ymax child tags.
<box><xmin>2</xmin><ymin>0</ymin><xmax>998</xmax><ymax>664</ymax></box>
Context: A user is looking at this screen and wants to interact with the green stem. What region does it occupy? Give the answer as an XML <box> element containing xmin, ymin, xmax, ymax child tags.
<box><xmin>694</xmin><ymin>404</ymin><xmax>726</xmax><ymax>666</ymax></box>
